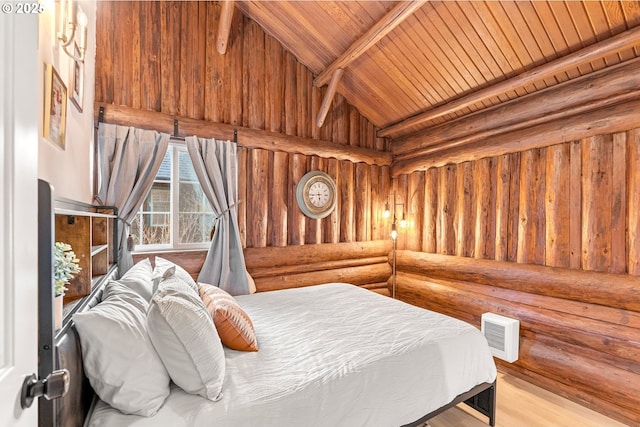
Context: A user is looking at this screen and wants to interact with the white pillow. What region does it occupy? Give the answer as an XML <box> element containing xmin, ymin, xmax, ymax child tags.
<box><xmin>152</xmin><ymin>256</ymin><xmax>199</xmax><ymax>294</ymax></box>
<box><xmin>117</xmin><ymin>257</ymin><xmax>153</xmax><ymax>301</ymax></box>
<box><xmin>73</xmin><ymin>281</ymin><xmax>170</xmax><ymax>416</ymax></box>
<box><xmin>147</xmin><ymin>274</ymin><xmax>225</xmax><ymax>401</ymax></box>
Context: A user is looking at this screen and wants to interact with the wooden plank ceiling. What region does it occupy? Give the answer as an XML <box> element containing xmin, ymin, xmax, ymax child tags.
<box><xmin>235</xmin><ymin>1</ymin><xmax>640</xmax><ymax>141</ymax></box>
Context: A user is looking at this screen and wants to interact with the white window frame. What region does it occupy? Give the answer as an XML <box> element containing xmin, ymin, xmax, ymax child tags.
<box><xmin>132</xmin><ymin>142</ymin><xmax>213</xmax><ymax>252</ymax></box>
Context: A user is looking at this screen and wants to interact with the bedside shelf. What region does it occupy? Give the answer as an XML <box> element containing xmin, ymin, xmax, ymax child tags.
<box><xmin>54</xmin><ymin>202</ymin><xmax>117</xmax><ymax>302</ymax></box>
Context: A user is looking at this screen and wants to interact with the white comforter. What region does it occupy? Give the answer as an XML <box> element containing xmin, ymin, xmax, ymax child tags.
<box><xmin>88</xmin><ymin>283</ymin><xmax>497</xmax><ymax>427</ymax></box>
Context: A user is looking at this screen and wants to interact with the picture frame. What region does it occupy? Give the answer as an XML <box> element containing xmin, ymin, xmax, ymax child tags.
<box><xmin>44</xmin><ymin>63</ymin><xmax>67</xmax><ymax>150</ymax></box>
<box><xmin>69</xmin><ymin>41</ymin><xmax>84</xmax><ymax>113</ymax></box>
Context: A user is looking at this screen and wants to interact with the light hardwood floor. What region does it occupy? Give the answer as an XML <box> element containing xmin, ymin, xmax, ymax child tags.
<box><xmin>425</xmin><ymin>371</ymin><xmax>630</xmax><ymax>427</ymax></box>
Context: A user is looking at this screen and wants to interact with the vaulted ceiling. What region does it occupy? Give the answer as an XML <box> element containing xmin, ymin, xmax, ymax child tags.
<box><xmin>235</xmin><ymin>1</ymin><xmax>640</xmax><ymax>141</ymax></box>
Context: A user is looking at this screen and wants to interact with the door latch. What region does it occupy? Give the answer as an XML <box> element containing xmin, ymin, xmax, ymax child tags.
<box><xmin>20</xmin><ymin>369</ymin><xmax>70</xmax><ymax>409</ymax></box>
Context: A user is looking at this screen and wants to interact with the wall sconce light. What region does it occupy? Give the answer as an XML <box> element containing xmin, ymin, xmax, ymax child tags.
<box><xmin>57</xmin><ymin>0</ymin><xmax>87</xmax><ymax>62</ymax></box>
<box><xmin>383</xmin><ymin>201</ymin><xmax>391</xmax><ymax>219</ymax></box>
<box><xmin>384</xmin><ymin>192</ymin><xmax>406</xmax><ymax>241</ymax></box>
<box><xmin>384</xmin><ymin>192</ymin><xmax>407</xmax><ymax>299</ymax></box>
<box><xmin>390</xmin><ymin>222</ymin><xmax>398</xmax><ymax>241</ymax></box>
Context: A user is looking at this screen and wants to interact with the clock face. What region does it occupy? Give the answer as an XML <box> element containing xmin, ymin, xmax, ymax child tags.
<box><xmin>308</xmin><ymin>181</ymin><xmax>331</xmax><ymax>208</ymax></box>
<box><xmin>296</xmin><ymin>171</ymin><xmax>337</xmax><ymax>219</ymax></box>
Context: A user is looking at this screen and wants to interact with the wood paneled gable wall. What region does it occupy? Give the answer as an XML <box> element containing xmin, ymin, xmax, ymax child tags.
<box><xmin>95</xmin><ymin>1</ymin><xmax>392</xmax><ymax>251</ymax></box>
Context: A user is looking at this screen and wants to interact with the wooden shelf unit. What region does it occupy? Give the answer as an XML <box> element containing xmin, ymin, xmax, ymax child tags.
<box><xmin>54</xmin><ymin>203</ymin><xmax>117</xmax><ymax>302</ymax></box>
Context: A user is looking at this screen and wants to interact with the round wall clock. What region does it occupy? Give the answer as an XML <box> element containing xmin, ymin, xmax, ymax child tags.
<box><xmin>296</xmin><ymin>171</ymin><xmax>337</xmax><ymax>219</ymax></box>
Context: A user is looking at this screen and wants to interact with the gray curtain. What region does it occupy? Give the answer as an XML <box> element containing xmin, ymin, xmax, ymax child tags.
<box><xmin>186</xmin><ymin>136</ymin><xmax>249</xmax><ymax>296</ymax></box>
<box><xmin>95</xmin><ymin>123</ymin><xmax>170</xmax><ymax>273</ymax></box>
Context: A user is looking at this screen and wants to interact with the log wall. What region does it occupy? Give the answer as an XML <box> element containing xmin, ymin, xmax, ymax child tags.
<box><xmin>386</xmin><ymin>49</ymin><xmax>640</xmax><ymax>426</ymax></box>
<box><xmin>395</xmin><ymin>129</ymin><xmax>640</xmax><ymax>275</ymax></box>
<box><xmin>394</xmin><ymin>251</ymin><xmax>640</xmax><ymax>426</ymax></box>
<box><xmin>389</xmin><ymin>86</ymin><xmax>640</xmax><ymax>425</ymax></box>
<box><xmin>244</xmin><ymin>240</ymin><xmax>392</xmax><ymax>294</ymax></box>
<box><xmin>392</xmin><ymin>126</ymin><xmax>640</xmax><ymax>425</ymax></box>
<box><xmin>132</xmin><ymin>240</ymin><xmax>392</xmax><ymax>295</ymax></box>
<box><xmin>95</xmin><ymin>1</ymin><xmax>392</xmax><ymax>251</ymax></box>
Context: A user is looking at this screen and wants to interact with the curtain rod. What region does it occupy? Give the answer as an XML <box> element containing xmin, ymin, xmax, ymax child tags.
<box><xmin>96</xmin><ymin>106</ymin><xmax>238</xmax><ymax>143</ymax></box>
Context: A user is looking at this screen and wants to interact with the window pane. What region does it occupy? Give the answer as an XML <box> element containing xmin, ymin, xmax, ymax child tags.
<box><xmin>130</xmin><ymin>212</ymin><xmax>171</xmax><ymax>246</ymax></box>
<box><xmin>155</xmin><ymin>151</ymin><xmax>172</xmax><ymax>182</ymax></box>
<box><xmin>177</xmin><ymin>150</ymin><xmax>213</xmax><ymax>244</ymax></box>
<box><xmin>149</xmin><ymin>186</ymin><xmax>170</xmax><ymax>218</ymax></box>
<box><xmin>134</xmin><ymin>150</ymin><xmax>172</xmax><ymax>248</ymax></box>
<box><xmin>179</xmin><ymin>213</ymin><xmax>216</xmax><ymax>244</ymax></box>
<box><xmin>141</xmin><ymin>213</ymin><xmax>170</xmax><ymax>245</ymax></box>
<box><xmin>179</xmin><ymin>182</ymin><xmax>203</xmax><ymax>212</ymax></box>
<box><xmin>133</xmin><ymin>145</ymin><xmax>216</xmax><ymax>250</ymax></box>
<box><xmin>178</xmin><ymin>150</ymin><xmax>198</xmax><ymax>182</ymax></box>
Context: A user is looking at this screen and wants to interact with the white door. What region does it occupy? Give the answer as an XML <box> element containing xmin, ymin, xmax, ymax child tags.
<box><xmin>0</xmin><ymin>10</ymin><xmax>40</xmax><ymax>427</ymax></box>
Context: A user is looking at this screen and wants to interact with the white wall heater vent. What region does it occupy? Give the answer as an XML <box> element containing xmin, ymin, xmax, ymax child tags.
<box><xmin>481</xmin><ymin>312</ymin><xmax>519</xmax><ymax>363</ymax></box>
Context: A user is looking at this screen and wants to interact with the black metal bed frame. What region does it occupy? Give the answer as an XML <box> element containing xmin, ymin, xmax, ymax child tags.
<box><xmin>402</xmin><ymin>380</ymin><xmax>496</xmax><ymax>426</ymax></box>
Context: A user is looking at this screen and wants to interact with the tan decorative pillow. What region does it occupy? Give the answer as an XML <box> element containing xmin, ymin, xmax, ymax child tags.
<box><xmin>247</xmin><ymin>271</ymin><xmax>257</xmax><ymax>294</ymax></box>
<box><xmin>198</xmin><ymin>283</ymin><xmax>258</xmax><ymax>352</ymax></box>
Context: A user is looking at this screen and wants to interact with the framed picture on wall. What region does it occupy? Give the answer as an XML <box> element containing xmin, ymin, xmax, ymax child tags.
<box><xmin>69</xmin><ymin>41</ymin><xmax>84</xmax><ymax>112</ymax></box>
<box><xmin>43</xmin><ymin>63</ymin><xmax>67</xmax><ymax>150</ymax></box>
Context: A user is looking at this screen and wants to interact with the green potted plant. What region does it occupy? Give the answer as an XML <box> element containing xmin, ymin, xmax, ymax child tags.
<box><xmin>54</xmin><ymin>242</ymin><xmax>81</xmax><ymax>329</ymax></box>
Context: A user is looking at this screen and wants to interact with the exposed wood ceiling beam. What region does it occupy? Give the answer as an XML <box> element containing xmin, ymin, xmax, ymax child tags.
<box><xmin>216</xmin><ymin>0</ymin><xmax>235</xmax><ymax>55</ymax></box>
<box><xmin>316</xmin><ymin>68</ymin><xmax>344</xmax><ymax>127</ymax></box>
<box><xmin>314</xmin><ymin>1</ymin><xmax>426</xmax><ymax>88</ymax></box>
<box><xmin>313</xmin><ymin>0</ymin><xmax>426</xmax><ymax>128</ymax></box>
<box><xmin>94</xmin><ymin>103</ymin><xmax>392</xmax><ymax>167</ymax></box>
<box><xmin>379</xmin><ymin>24</ymin><xmax>640</xmax><ymax>138</ymax></box>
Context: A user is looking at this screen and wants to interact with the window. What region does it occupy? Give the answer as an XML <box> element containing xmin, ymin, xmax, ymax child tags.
<box><xmin>130</xmin><ymin>144</ymin><xmax>215</xmax><ymax>250</ymax></box>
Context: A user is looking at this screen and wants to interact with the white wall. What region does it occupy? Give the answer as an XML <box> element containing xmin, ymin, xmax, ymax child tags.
<box><xmin>38</xmin><ymin>0</ymin><xmax>96</xmax><ymax>203</ymax></box>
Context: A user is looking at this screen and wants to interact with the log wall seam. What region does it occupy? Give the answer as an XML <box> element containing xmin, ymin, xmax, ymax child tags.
<box><xmin>392</xmin><ymin>58</ymin><xmax>640</xmax><ymax>155</ymax></box>
<box><xmin>392</xmin><ymin>95</ymin><xmax>640</xmax><ymax>175</ymax></box>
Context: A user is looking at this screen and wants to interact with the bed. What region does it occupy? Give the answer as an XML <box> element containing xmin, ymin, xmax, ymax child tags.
<box><xmin>40</xmin><ymin>191</ymin><xmax>497</xmax><ymax>426</ymax></box>
<box><xmin>49</xmin><ymin>271</ymin><xmax>497</xmax><ymax>427</ymax></box>
<box><xmin>83</xmin><ymin>281</ymin><xmax>496</xmax><ymax>427</ymax></box>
